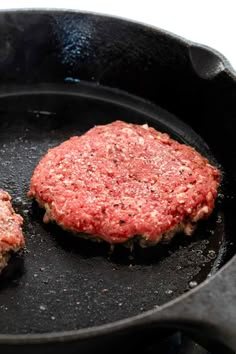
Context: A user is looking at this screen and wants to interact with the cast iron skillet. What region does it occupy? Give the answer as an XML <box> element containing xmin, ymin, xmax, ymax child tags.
<box><xmin>0</xmin><ymin>9</ymin><xmax>235</xmax><ymax>354</ymax></box>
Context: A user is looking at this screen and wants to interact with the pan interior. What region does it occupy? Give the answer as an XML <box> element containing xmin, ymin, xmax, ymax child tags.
<box><xmin>0</xmin><ymin>83</ymin><xmax>231</xmax><ymax>334</ymax></box>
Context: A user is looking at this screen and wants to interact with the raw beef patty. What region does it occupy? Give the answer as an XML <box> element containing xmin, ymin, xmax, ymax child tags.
<box><xmin>28</xmin><ymin>121</ymin><xmax>220</xmax><ymax>246</ymax></box>
<box><xmin>0</xmin><ymin>189</ymin><xmax>24</xmax><ymax>271</ymax></box>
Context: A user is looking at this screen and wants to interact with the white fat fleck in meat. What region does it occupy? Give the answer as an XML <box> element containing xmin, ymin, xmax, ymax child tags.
<box><xmin>178</xmin><ymin>166</ymin><xmax>191</xmax><ymax>173</ymax></box>
<box><xmin>175</xmin><ymin>193</ymin><xmax>186</xmax><ymax>204</ymax></box>
<box><xmin>138</xmin><ymin>137</ymin><xmax>144</xmax><ymax>145</ymax></box>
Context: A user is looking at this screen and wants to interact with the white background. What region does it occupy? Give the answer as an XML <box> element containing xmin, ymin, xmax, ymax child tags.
<box><xmin>0</xmin><ymin>0</ymin><xmax>236</xmax><ymax>69</ymax></box>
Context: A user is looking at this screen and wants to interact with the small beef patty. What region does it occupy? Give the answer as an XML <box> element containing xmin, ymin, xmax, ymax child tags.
<box><xmin>0</xmin><ymin>189</ymin><xmax>24</xmax><ymax>271</ymax></box>
<box><xmin>28</xmin><ymin>121</ymin><xmax>220</xmax><ymax>246</ymax></box>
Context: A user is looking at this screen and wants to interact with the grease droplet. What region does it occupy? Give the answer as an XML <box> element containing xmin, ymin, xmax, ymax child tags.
<box><xmin>208</xmin><ymin>250</ymin><xmax>216</xmax><ymax>259</ymax></box>
<box><xmin>189</xmin><ymin>281</ymin><xmax>198</xmax><ymax>289</ymax></box>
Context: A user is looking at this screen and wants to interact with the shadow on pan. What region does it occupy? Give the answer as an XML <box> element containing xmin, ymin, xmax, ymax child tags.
<box><xmin>0</xmin><ymin>85</ymin><xmax>233</xmax><ymax>335</ymax></box>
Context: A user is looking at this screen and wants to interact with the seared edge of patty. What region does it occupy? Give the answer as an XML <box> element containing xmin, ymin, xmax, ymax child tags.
<box><xmin>31</xmin><ymin>197</ymin><xmax>217</xmax><ymax>247</ymax></box>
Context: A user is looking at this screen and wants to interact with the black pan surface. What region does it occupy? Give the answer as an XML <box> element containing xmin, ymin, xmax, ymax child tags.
<box><xmin>0</xmin><ymin>82</ymin><xmax>232</xmax><ymax>334</ymax></box>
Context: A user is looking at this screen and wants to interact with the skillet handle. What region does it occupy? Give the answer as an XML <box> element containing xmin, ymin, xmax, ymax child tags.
<box><xmin>145</xmin><ymin>256</ymin><xmax>236</xmax><ymax>354</ymax></box>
